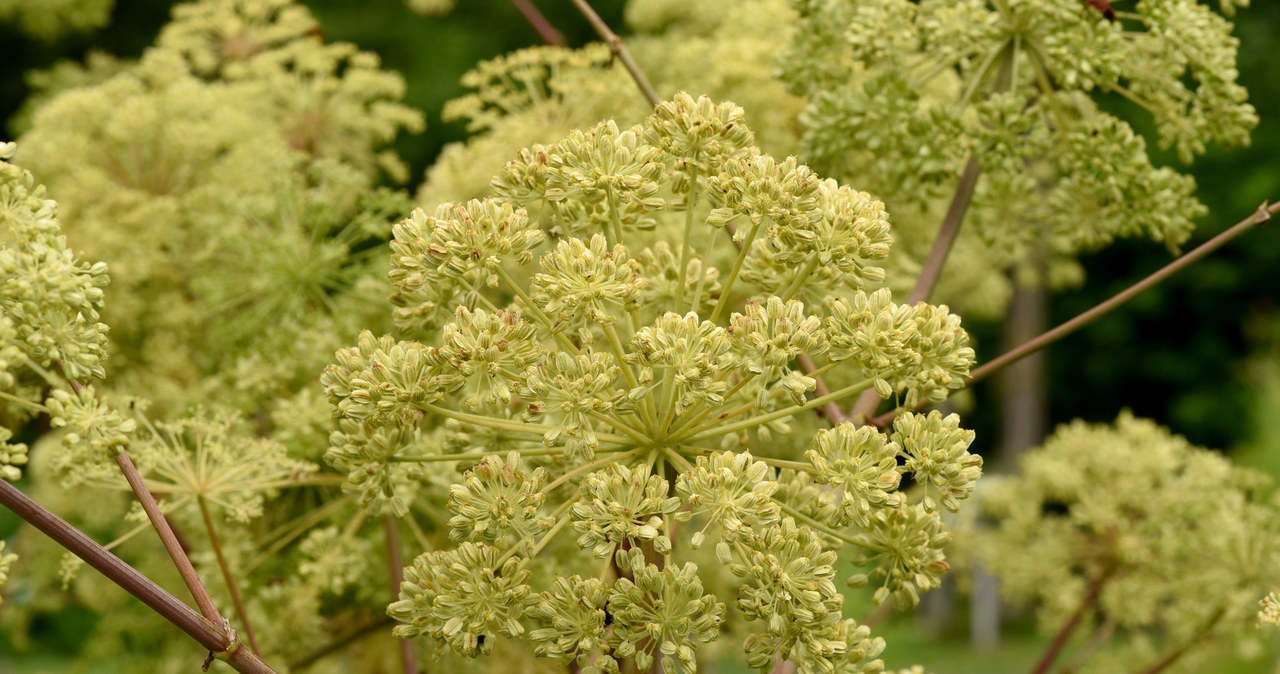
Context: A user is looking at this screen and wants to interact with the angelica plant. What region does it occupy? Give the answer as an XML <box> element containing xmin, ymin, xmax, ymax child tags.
<box><xmin>325</xmin><ymin>93</ymin><xmax>985</xmax><ymax>673</ymax></box>
<box><xmin>782</xmin><ymin>0</ymin><xmax>1256</xmax><ymax>295</ymax></box>
<box><xmin>3</xmin><ymin>1</ymin><xmax>425</xmax><ymax>668</ymax></box>
<box><xmin>0</xmin><ymin>1</ymin><xmax>1274</xmax><ymax>672</ymax></box>
<box><xmin>968</xmin><ymin>413</ymin><xmax>1280</xmax><ymax>674</ymax></box>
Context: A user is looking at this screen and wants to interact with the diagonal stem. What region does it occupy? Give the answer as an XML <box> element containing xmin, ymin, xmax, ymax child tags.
<box><xmin>871</xmin><ymin>200</ymin><xmax>1279</xmax><ymax>429</ymax></box>
<box><xmin>1134</xmin><ymin>603</ymin><xmax>1227</xmax><ymax>674</ymax></box>
<box><xmin>569</xmin><ymin>0</ymin><xmax>660</xmax><ymax>106</ymax></box>
<box><xmin>0</xmin><ymin>479</ymin><xmax>275</xmax><ymax>673</ymax></box>
<box><xmin>907</xmin><ymin>155</ymin><xmax>983</xmax><ymax>306</ymax></box>
<box><xmin>115</xmin><ymin>451</ymin><xmax>224</xmax><ymax>626</ymax></box>
<box><xmin>509</xmin><ymin>0</ymin><xmax>565</xmax><ymax>45</ymax></box>
<box><xmin>1028</xmin><ymin>571</ymin><xmax>1110</xmax><ymax>674</ymax></box>
<box><xmin>198</xmin><ymin>496</ymin><xmax>261</xmax><ymax>656</ymax></box>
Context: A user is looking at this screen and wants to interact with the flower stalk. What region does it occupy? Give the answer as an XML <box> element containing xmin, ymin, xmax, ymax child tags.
<box><xmin>872</xmin><ymin>200</ymin><xmax>1279</xmax><ymax>429</ymax></box>
<box><xmin>0</xmin><ymin>479</ymin><xmax>275</xmax><ymax>673</ymax></box>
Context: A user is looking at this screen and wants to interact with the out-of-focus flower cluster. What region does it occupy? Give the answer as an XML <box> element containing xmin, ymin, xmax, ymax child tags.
<box><xmin>781</xmin><ymin>0</ymin><xmax>1254</xmax><ymax>290</ymax></box>
<box><xmin>969</xmin><ymin>413</ymin><xmax>1280</xmax><ymax>673</ymax></box>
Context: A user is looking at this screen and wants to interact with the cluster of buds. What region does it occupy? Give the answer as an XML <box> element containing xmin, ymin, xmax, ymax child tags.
<box><xmin>326</xmin><ymin>93</ymin><xmax>984</xmax><ymax>672</ymax></box>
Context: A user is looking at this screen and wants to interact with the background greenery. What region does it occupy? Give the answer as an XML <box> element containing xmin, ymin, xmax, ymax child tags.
<box><xmin>2</xmin><ymin>1</ymin><xmax>1279</xmax><ymax>671</ymax></box>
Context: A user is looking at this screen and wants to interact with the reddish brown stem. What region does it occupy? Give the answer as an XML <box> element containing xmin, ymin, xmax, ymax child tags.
<box><xmin>1135</xmin><ymin>604</ymin><xmax>1227</xmax><ymax>674</ymax></box>
<box><xmin>115</xmin><ymin>451</ymin><xmax>224</xmax><ymax>625</ymax></box>
<box><xmin>198</xmin><ymin>496</ymin><xmax>262</xmax><ymax>656</ymax></box>
<box><xmin>871</xmin><ymin>200</ymin><xmax>1278</xmax><ymax>429</ymax></box>
<box><xmin>569</xmin><ymin>0</ymin><xmax>660</xmax><ymax>106</ymax></box>
<box><xmin>1028</xmin><ymin>573</ymin><xmax>1109</xmax><ymax>674</ymax></box>
<box><xmin>384</xmin><ymin>516</ymin><xmax>419</xmax><ymax>674</ymax></box>
<box><xmin>849</xmin><ymin>156</ymin><xmax>982</xmax><ymax>422</ymax></box>
<box><xmin>909</xmin><ymin>156</ymin><xmax>983</xmax><ymax>306</ymax></box>
<box><xmin>510</xmin><ymin>0</ymin><xmax>565</xmax><ymax>45</ymax></box>
<box><xmin>288</xmin><ymin>615</ymin><xmax>393</xmax><ymax>670</ymax></box>
<box><xmin>0</xmin><ymin>479</ymin><xmax>275</xmax><ymax>673</ymax></box>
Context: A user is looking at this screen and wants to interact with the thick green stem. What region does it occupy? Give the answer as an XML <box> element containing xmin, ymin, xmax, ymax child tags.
<box><xmin>709</xmin><ymin>218</ymin><xmax>764</xmax><ymax>324</ymax></box>
<box><xmin>676</xmin><ymin>172</ymin><xmax>700</xmax><ymax>309</ymax></box>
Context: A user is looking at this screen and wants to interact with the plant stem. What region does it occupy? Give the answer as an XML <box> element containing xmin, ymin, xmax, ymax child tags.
<box><xmin>914</xmin><ymin>40</ymin><xmax>1014</xmax><ymax>306</ymax></box>
<box><xmin>968</xmin><ymin>204</ymin><xmax>1279</xmax><ymax>386</ymax></box>
<box><xmin>687</xmin><ymin>445</ymin><xmax>811</xmax><ymax>473</ymax></box>
<box><xmin>1027</xmin><ymin>572</ymin><xmax>1109</xmax><ymax>674</ymax></box>
<box><xmin>0</xmin><ymin>479</ymin><xmax>275</xmax><ymax>673</ymax></box>
<box><xmin>604</xmin><ymin>322</ymin><xmax>657</xmax><ymax>429</ymax></box>
<box><xmin>797</xmin><ymin>354</ymin><xmax>846</xmax><ymax>424</ymax></box>
<box><xmin>569</xmin><ymin>0</ymin><xmax>660</xmax><ymax>107</ymax></box>
<box><xmin>114</xmin><ymin>452</ymin><xmax>224</xmax><ymax>626</ymax></box>
<box><xmin>676</xmin><ymin>171</ymin><xmax>700</xmax><ymax>309</ymax></box>
<box><xmin>288</xmin><ymin>616</ymin><xmax>394</xmax><ymax>670</ymax></box>
<box><xmin>496</xmin><ymin>496</ymin><xmax>579</xmax><ymax>568</ymax></box>
<box><xmin>383</xmin><ymin>516</ymin><xmax>419</xmax><ymax>674</ymax></box>
<box><xmin>660</xmin><ymin>448</ymin><xmax>693</xmax><ymax>477</ymax></box>
<box><xmin>494</xmin><ymin>266</ymin><xmax>583</xmax><ymax>355</ymax></box>
<box><xmin>709</xmin><ymin>218</ymin><xmax>763</xmax><ymax>324</ymax></box>
<box><xmin>198</xmin><ymin>496</ymin><xmax>261</xmax><ymax>656</ymax></box>
<box><xmin>682</xmin><ymin>379</ymin><xmax>874</xmax><ymax>443</ymax></box>
<box><xmin>1135</xmin><ymin>604</ymin><xmax>1228</xmax><ymax>674</ymax></box>
<box><xmin>0</xmin><ymin>389</ymin><xmax>46</xmax><ymax>412</ymax></box>
<box><xmin>390</xmin><ymin>445</ymin><xmax>633</xmax><ymax>463</ymax></box>
<box><xmin>422</xmin><ymin>403</ymin><xmax>629</xmax><ymax>445</ymax></box>
<box><xmin>780</xmin><ymin>257</ymin><xmax>820</xmax><ymax>302</ymax></box>
<box><xmin>777</xmin><ymin>501</ymin><xmax>858</xmax><ymax>547</ymax></box>
<box><xmin>542</xmin><ymin>448</ymin><xmax>641</xmax><ymax>495</ymax></box>
<box><xmin>851</xmin><ymin>47</ymin><xmax>1017</xmax><ymax>424</ymax></box>
<box><xmin>848</xmin><ymin>156</ymin><xmax>982</xmax><ymax>423</ymax></box>
<box><xmin>508</xmin><ymin>0</ymin><xmax>564</xmax><ymax>45</ymax></box>
<box><xmin>871</xmin><ymin>200</ymin><xmax>1279</xmax><ymax>428</ymax></box>
<box><xmin>909</xmin><ymin>155</ymin><xmax>983</xmax><ymax>306</ymax></box>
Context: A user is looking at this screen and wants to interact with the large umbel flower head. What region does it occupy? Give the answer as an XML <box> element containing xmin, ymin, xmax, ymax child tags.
<box><xmin>782</xmin><ymin>0</ymin><xmax>1255</xmax><ymax>295</ymax></box>
<box><xmin>325</xmin><ymin>94</ymin><xmax>983</xmax><ymax>672</ymax></box>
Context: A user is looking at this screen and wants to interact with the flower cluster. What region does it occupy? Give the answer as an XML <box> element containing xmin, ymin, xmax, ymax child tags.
<box><xmin>970</xmin><ymin>413</ymin><xmax>1280</xmax><ymax>673</ymax></box>
<box><xmin>0</xmin><ymin>540</ymin><xmax>15</xmax><ymax>603</ymax></box>
<box><xmin>782</xmin><ymin>0</ymin><xmax>1253</xmax><ymax>299</ymax></box>
<box><xmin>327</xmin><ymin>93</ymin><xmax>983</xmax><ymax>673</ymax></box>
<box><xmin>1260</xmin><ymin>593</ymin><xmax>1280</xmax><ymax>628</ymax></box>
<box><xmin>1</xmin><ymin>142</ymin><xmax>112</xmax><ymax>482</ymax></box>
<box><xmin>17</xmin><ymin>0</ymin><xmax>419</xmax><ymax>418</ymax></box>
